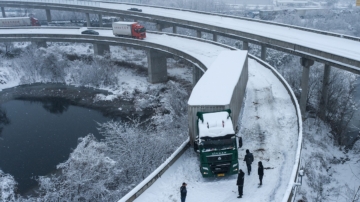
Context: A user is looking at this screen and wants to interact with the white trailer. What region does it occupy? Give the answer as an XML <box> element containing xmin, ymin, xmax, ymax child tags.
<box><xmin>0</xmin><ymin>17</ymin><xmax>40</xmax><ymax>27</ymax></box>
<box><xmin>112</xmin><ymin>21</ymin><xmax>146</xmax><ymax>39</ymax></box>
<box><xmin>112</xmin><ymin>22</ymin><xmax>135</xmax><ymax>36</ymax></box>
<box><xmin>0</xmin><ymin>17</ymin><xmax>31</xmax><ymax>27</ymax></box>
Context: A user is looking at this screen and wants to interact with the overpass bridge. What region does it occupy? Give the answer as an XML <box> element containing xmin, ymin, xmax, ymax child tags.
<box><xmin>0</xmin><ymin>26</ymin><xmax>302</xmax><ymax>202</ymax></box>
<box><xmin>3</xmin><ymin>0</ymin><xmax>356</xmax><ymax>200</ymax></box>
<box><xmin>0</xmin><ymin>0</ymin><xmax>359</xmax><ymax>118</ymax></box>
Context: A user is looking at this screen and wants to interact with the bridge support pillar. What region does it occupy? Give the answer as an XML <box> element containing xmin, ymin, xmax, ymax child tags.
<box><xmin>156</xmin><ymin>23</ymin><xmax>163</xmax><ymax>32</ymax></box>
<box><xmin>93</xmin><ymin>44</ymin><xmax>110</xmax><ymax>56</ymax></box>
<box><xmin>197</xmin><ymin>30</ymin><xmax>201</xmax><ymax>38</ymax></box>
<box><xmin>242</xmin><ymin>41</ymin><xmax>249</xmax><ymax>50</ymax></box>
<box><xmin>86</xmin><ymin>13</ymin><xmax>90</xmax><ymax>27</ymax></box>
<box><xmin>300</xmin><ymin>57</ymin><xmax>314</xmax><ymax>118</ymax></box>
<box><xmin>261</xmin><ymin>45</ymin><xmax>266</xmax><ymax>61</ymax></box>
<box><xmin>45</xmin><ymin>9</ymin><xmax>51</xmax><ymax>22</ymax></box>
<box><xmin>1</xmin><ymin>7</ymin><xmax>5</xmax><ymax>18</ymax></box>
<box><xmin>147</xmin><ymin>49</ymin><xmax>168</xmax><ymax>83</ymax></box>
<box><xmin>192</xmin><ymin>66</ymin><xmax>204</xmax><ymax>86</ymax></box>
<box><xmin>320</xmin><ymin>64</ymin><xmax>331</xmax><ymax>119</ymax></box>
<box><xmin>213</xmin><ymin>34</ymin><xmax>217</xmax><ymax>42</ymax></box>
<box><xmin>98</xmin><ymin>14</ymin><xmax>102</xmax><ymax>27</ymax></box>
<box><xmin>173</xmin><ymin>26</ymin><xmax>177</xmax><ymax>34</ymax></box>
<box><xmin>31</xmin><ymin>41</ymin><xmax>47</xmax><ymax>48</ymax></box>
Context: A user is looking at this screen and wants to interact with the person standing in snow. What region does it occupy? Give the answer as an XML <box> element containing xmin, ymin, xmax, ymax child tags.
<box><xmin>180</xmin><ymin>182</ymin><xmax>187</xmax><ymax>202</ymax></box>
<box><xmin>243</xmin><ymin>149</ymin><xmax>254</xmax><ymax>175</ymax></box>
<box><xmin>236</xmin><ymin>169</ymin><xmax>245</xmax><ymax>198</ymax></box>
<box><xmin>258</xmin><ymin>161</ymin><xmax>264</xmax><ymax>185</ymax></box>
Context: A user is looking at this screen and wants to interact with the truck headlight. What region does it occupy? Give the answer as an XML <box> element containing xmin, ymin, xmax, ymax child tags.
<box><xmin>233</xmin><ymin>168</ymin><xmax>238</xmax><ymax>171</ymax></box>
<box><xmin>233</xmin><ymin>163</ymin><xmax>238</xmax><ymax>168</ymax></box>
<box><xmin>203</xmin><ymin>172</ymin><xmax>208</xmax><ymax>175</ymax></box>
<box><xmin>202</xmin><ymin>167</ymin><xmax>209</xmax><ymax>171</ymax></box>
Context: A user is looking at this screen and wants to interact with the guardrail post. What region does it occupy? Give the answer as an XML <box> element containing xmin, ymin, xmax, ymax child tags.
<box><xmin>147</xmin><ymin>49</ymin><xmax>168</xmax><ymax>83</ymax></box>
<box><xmin>93</xmin><ymin>44</ymin><xmax>110</xmax><ymax>56</ymax></box>
<box><xmin>1</xmin><ymin>7</ymin><xmax>5</xmax><ymax>18</ymax></box>
<box><xmin>31</xmin><ymin>41</ymin><xmax>47</xmax><ymax>48</ymax></box>
<box><xmin>300</xmin><ymin>57</ymin><xmax>314</xmax><ymax>118</ymax></box>
<box><xmin>98</xmin><ymin>14</ymin><xmax>102</xmax><ymax>27</ymax></box>
<box><xmin>242</xmin><ymin>41</ymin><xmax>249</xmax><ymax>50</ymax></box>
<box><xmin>261</xmin><ymin>44</ymin><xmax>266</xmax><ymax>61</ymax></box>
<box><xmin>172</xmin><ymin>25</ymin><xmax>177</xmax><ymax>34</ymax></box>
<box><xmin>320</xmin><ymin>64</ymin><xmax>331</xmax><ymax>119</ymax></box>
<box><xmin>192</xmin><ymin>66</ymin><xmax>203</xmax><ymax>86</ymax></box>
<box><xmin>86</xmin><ymin>13</ymin><xmax>90</xmax><ymax>27</ymax></box>
<box><xmin>45</xmin><ymin>9</ymin><xmax>51</xmax><ymax>22</ymax></box>
<box><xmin>213</xmin><ymin>33</ymin><xmax>217</xmax><ymax>42</ymax></box>
<box><xmin>197</xmin><ymin>30</ymin><xmax>201</xmax><ymax>38</ymax></box>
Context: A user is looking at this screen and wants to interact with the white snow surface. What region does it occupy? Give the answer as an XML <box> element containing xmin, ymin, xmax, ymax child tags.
<box><xmin>0</xmin><ymin>28</ymin><xmax>229</xmax><ymax>68</ymax></box>
<box><xmin>198</xmin><ymin>111</ymin><xmax>235</xmax><ymax>139</ymax></box>
<box><xmin>133</xmin><ymin>58</ymin><xmax>299</xmax><ymax>202</ymax></box>
<box><xmin>188</xmin><ymin>50</ymin><xmax>247</xmax><ymax>105</ymax></box>
<box><xmin>97</xmin><ymin>2</ymin><xmax>360</xmax><ymax>61</ymax></box>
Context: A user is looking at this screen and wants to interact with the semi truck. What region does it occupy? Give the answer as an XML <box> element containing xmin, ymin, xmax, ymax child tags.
<box><xmin>0</xmin><ymin>17</ymin><xmax>40</xmax><ymax>27</ymax></box>
<box><xmin>112</xmin><ymin>22</ymin><xmax>146</xmax><ymax>39</ymax></box>
<box><xmin>195</xmin><ymin>110</ymin><xmax>238</xmax><ymax>177</ymax></box>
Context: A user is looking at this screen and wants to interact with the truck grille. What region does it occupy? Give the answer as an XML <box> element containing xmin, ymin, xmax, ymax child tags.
<box><xmin>210</xmin><ymin>162</ymin><xmax>231</xmax><ymax>174</ymax></box>
<box><xmin>206</xmin><ymin>154</ymin><xmax>232</xmax><ymax>163</ymax></box>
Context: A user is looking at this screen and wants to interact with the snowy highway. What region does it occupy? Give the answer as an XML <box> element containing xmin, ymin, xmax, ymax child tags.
<box><xmin>1</xmin><ymin>0</ymin><xmax>359</xmax><ymax>70</ymax></box>
<box><xmin>0</xmin><ymin>27</ymin><xmax>231</xmax><ymax>68</ymax></box>
<box><xmin>0</xmin><ymin>27</ymin><xmax>300</xmax><ymax>202</ymax></box>
<box><xmin>134</xmin><ymin>58</ymin><xmax>299</xmax><ymax>202</ymax></box>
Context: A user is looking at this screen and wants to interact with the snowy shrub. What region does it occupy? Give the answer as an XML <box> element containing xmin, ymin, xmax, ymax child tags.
<box><xmin>35</xmin><ymin>134</ymin><xmax>123</xmax><ymax>201</ymax></box>
<box><xmin>15</xmin><ymin>47</ymin><xmax>67</xmax><ymax>83</ymax></box>
<box><xmin>0</xmin><ymin>170</ymin><xmax>17</xmax><ymax>202</ymax></box>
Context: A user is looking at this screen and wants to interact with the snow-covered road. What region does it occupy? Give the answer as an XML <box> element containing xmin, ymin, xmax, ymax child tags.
<box><xmin>134</xmin><ymin>58</ymin><xmax>299</xmax><ymax>202</ymax></box>
<box><xmin>0</xmin><ymin>28</ymin><xmax>230</xmax><ymax>68</ymax></box>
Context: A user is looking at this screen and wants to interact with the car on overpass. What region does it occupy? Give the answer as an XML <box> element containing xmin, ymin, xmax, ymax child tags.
<box><xmin>128</xmin><ymin>8</ymin><xmax>142</xmax><ymax>12</ymax></box>
<box><xmin>81</xmin><ymin>29</ymin><xmax>99</xmax><ymax>35</ymax></box>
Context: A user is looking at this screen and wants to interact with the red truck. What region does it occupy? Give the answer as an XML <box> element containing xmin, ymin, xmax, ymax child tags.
<box><xmin>112</xmin><ymin>22</ymin><xmax>146</xmax><ymax>39</ymax></box>
<box><xmin>0</xmin><ymin>17</ymin><xmax>40</xmax><ymax>27</ymax></box>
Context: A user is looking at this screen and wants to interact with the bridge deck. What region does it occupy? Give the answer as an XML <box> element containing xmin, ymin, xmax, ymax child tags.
<box><xmin>99</xmin><ymin>2</ymin><xmax>360</xmax><ymax>62</ymax></box>
<box><xmin>0</xmin><ymin>28</ymin><xmax>230</xmax><ymax>67</ymax></box>
<box><xmin>133</xmin><ymin>58</ymin><xmax>298</xmax><ymax>202</ymax></box>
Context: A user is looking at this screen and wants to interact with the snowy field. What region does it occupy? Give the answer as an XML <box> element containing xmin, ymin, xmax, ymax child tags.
<box><xmin>134</xmin><ymin>58</ymin><xmax>299</xmax><ymax>202</ymax></box>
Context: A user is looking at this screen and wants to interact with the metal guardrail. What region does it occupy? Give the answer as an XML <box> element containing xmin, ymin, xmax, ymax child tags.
<box><xmin>119</xmin><ymin>139</ymin><xmax>190</xmax><ymax>202</ymax></box>
<box><xmin>0</xmin><ymin>0</ymin><xmax>100</xmax><ymax>6</ymax></box>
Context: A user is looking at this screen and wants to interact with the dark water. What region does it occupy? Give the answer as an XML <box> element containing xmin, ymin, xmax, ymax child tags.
<box><xmin>0</xmin><ymin>98</ymin><xmax>111</xmax><ymax>194</ymax></box>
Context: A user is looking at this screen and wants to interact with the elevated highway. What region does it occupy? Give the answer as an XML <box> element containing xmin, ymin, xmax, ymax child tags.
<box><xmin>0</xmin><ymin>27</ymin><xmax>302</xmax><ymax>202</ymax></box>
<box><xmin>1</xmin><ymin>0</ymin><xmax>359</xmax><ymax>117</ymax></box>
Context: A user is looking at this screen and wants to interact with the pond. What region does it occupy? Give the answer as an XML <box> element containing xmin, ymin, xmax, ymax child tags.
<box><xmin>0</xmin><ymin>84</ymin><xmax>152</xmax><ymax>194</ymax></box>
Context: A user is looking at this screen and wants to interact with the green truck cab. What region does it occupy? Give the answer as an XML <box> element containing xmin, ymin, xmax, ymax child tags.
<box><xmin>195</xmin><ymin>110</ymin><xmax>238</xmax><ymax>177</ymax></box>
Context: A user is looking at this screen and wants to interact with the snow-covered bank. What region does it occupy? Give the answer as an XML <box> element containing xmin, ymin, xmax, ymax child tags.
<box><xmin>0</xmin><ymin>42</ymin><xmax>192</xmax><ymax>201</ymax></box>
<box><xmin>134</xmin><ymin>58</ymin><xmax>299</xmax><ymax>202</ymax></box>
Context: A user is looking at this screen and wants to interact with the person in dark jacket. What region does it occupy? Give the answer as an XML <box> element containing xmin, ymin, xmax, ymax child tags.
<box><xmin>236</xmin><ymin>169</ymin><xmax>245</xmax><ymax>198</ymax></box>
<box><xmin>243</xmin><ymin>149</ymin><xmax>254</xmax><ymax>175</ymax></box>
<box><xmin>258</xmin><ymin>161</ymin><xmax>264</xmax><ymax>185</ymax></box>
<box><xmin>180</xmin><ymin>182</ymin><xmax>187</xmax><ymax>202</ymax></box>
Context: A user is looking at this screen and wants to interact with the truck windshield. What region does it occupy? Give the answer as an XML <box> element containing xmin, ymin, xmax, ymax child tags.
<box><xmin>200</xmin><ymin>138</ymin><xmax>235</xmax><ymax>151</ymax></box>
<box><xmin>139</xmin><ymin>27</ymin><xmax>146</xmax><ymax>33</ymax></box>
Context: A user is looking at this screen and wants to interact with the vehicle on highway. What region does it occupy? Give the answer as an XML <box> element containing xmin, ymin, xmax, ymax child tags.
<box><xmin>112</xmin><ymin>22</ymin><xmax>146</xmax><ymax>39</ymax></box>
<box><xmin>194</xmin><ymin>110</ymin><xmax>239</xmax><ymax>177</ymax></box>
<box><xmin>0</xmin><ymin>17</ymin><xmax>40</xmax><ymax>27</ymax></box>
<box><xmin>127</xmin><ymin>8</ymin><xmax>142</xmax><ymax>12</ymax></box>
<box><xmin>81</xmin><ymin>29</ymin><xmax>99</xmax><ymax>35</ymax></box>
